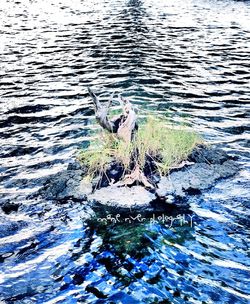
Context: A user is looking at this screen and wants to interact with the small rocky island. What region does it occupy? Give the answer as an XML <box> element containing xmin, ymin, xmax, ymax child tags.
<box><xmin>39</xmin><ymin>89</ymin><xmax>239</xmax><ymax>212</ymax></box>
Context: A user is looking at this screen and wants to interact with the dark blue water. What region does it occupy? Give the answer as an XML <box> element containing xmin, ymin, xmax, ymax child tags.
<box><xmin>0</xmin><ymin>0</ymin><xmax>250</xmax><ymax>303</ymax></box>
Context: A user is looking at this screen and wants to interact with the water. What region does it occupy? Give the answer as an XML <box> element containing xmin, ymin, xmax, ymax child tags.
<box><xmin>0</xmin><ymin>0</ymin><xmax>250</xmax><ymax>303</ymax></box>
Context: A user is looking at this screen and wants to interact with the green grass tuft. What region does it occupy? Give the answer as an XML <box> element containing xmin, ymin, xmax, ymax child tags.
<box><xmin>78</xmin><ymin>116</ymin><xmax>202</xmax><ymax>180</ymax></box>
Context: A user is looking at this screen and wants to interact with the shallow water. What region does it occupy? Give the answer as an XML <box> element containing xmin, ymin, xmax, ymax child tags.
<box><xmin>0</xmin><ymin>0</ymin><xmax>250</xmax><ymax>303</ymax></box>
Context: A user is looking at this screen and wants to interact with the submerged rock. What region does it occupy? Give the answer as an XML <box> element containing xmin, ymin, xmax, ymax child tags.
<box><xmin>39</xmin><ymin>145</ymin><xmax>239</xmax><ymax>211</ymax></box>
<box><xmin>1</xmin><ymin>202</ymin><xmax>20</xmax><ymax>214</ymax></box>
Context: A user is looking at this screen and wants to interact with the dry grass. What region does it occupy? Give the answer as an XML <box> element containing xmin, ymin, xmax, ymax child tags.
<box><xmin>78</xmin><ymin>116</ymin><xmax>202</xmax><ymax>180</ymax></box>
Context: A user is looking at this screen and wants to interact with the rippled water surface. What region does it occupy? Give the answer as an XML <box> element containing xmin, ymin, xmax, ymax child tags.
<box><xmin>0</xmin><ymin>0</ymin><xmax>250</xmax><ymax>303</ymax></box>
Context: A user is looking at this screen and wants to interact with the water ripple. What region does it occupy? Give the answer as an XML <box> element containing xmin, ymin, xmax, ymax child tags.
<box><xmin>0</xmin><ymin>0</ymin><xmax>250</xmax><ymax>303</ymax></box>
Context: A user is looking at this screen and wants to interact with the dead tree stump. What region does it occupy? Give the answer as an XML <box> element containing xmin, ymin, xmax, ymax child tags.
<box><xmin>88</xmin><ymin>88</ymin><xmax>153</xmax><ymax>188</ymax></box>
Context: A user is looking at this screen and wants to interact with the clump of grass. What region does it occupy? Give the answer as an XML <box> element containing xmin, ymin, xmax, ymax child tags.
<box><xmin>78</xmin><ymin>116</ymin><xmax>202</xmax><ymax>180</ymax></box>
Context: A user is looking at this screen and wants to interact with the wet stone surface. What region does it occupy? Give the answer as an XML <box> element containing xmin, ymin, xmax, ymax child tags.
<box><xmin>89</xmin><ymin>185</ymin><xmax>156</xmax><ymax>211</ymax></box>
<box><xmin>39</xmin><ymin>145</ymin><xmax>239</xmax><ymax>211</ymax></box>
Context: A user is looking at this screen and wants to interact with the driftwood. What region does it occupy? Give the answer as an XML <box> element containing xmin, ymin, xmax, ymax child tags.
<box><xmin>88</xmin><ymin>87</ymin><xmax>137</xmax><ymax>143</ymax></box>
<box><xmin>115</xmin><ymin>164</ymin><xmax>154</xmax><ymax>189</ymax></box>
<box><xmin>117</xmin><ymin>94</ymin><xmax>137</xmax><ymax>143</ymax></box>
<box><xmin>88</xmin><ymin>88</ymin><xmax>153</xmax><ymax>188</ymax></box>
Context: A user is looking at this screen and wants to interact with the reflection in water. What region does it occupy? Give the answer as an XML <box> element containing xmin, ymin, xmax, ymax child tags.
<box><xmin>0</xmin><ymin>0</ymin><xmax>250</xmax><ymax>303</ymax></box>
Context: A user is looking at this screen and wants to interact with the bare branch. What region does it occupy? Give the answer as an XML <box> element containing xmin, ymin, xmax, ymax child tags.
<box><xmin>118</xmin><ymin>94</ymin><xmax>125</xmax><ymax>112</ymax></box>
<box><xmin>87</xmin><ymin>87</ymin><xmax>100</xmax><ymax>110</ymax></box>
<box><xmin>106</xmin><ymin>91</ymin><xmax>115</xmax><ymax>110</ymax></box>
<box><xmin>88</xmin><ymin>87</ymin><xmax>115</xmax><ymax>133</ymax></box>
<box><xmin>88</xmin><ymin>88</ymin><xmax>137</xmax><ymax>143</ymax></box>
<box><xmin>117</xmin><ymin>97</ymin><xmax>137</xmax><ymax>143</ymax></box>
<box><xmin>117</xmin><ymin>107</ymin><xmax>137</xmax><ymax>143</ymax></box>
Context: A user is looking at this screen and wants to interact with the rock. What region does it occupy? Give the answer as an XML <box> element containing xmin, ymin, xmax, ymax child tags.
<box><xmin>1</xmin><ymin>202</ymin><xmax>20</xmax><ymax>214</ymax></box>
<box><xmin>88</xmin><ymin>185</ymin><xmax>156</xmax><ymax>210</ymax></box>
<box><xmin>41</xmin><ymin>170</ymin><xmax>92</xmax><ymax>202</ymax></box>
<box><xmin>157</xmin><ymin>159</ymin><xmax>238</xmax><ymax>199</ymax></box>
<box><xmin>188</xmin><ymin>144</ymin><xmax>234</xmax><ymax>164</ymax></box>
<box><xmin>67</xmin><ymin>160</ymin><xmax>82</xmax><ymax>171</ymax></box>
<box><xmin>38</xmin><ymin>145</ymin><xmax>239</xmax><ymax>211</ymax></box>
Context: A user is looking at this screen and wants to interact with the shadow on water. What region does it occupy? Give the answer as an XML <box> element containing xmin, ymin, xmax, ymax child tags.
<box><xmin>87</xmin><ymin>202</ymin><xmax>195</xmax><ymax>258</ymax></box>
<box><xmin>50</xmin><ymin>210</ymin><xmax>197</xmax><ymax>303</ymax></box>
